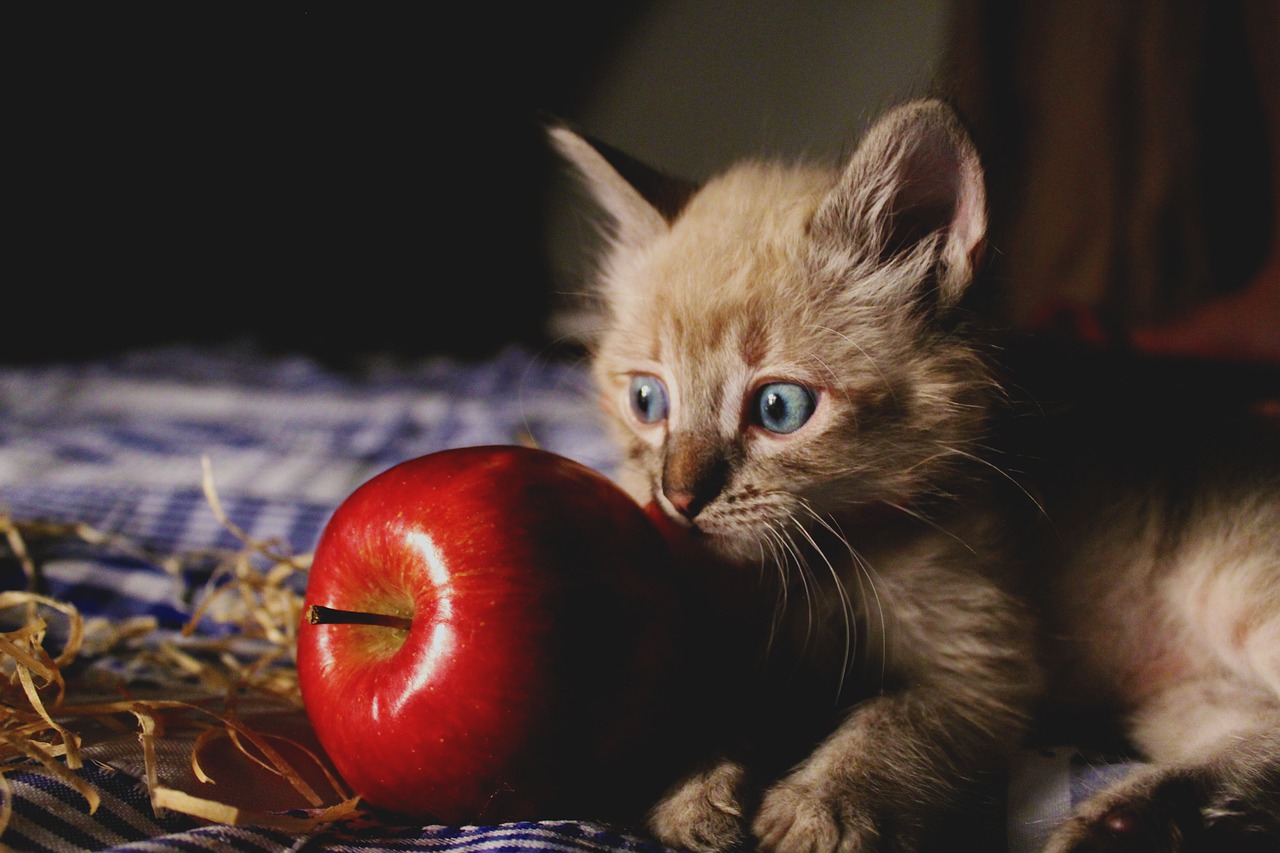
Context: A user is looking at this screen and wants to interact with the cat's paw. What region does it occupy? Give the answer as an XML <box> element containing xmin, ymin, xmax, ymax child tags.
<box><xmin>753</xmin><ymin>780</ymin><xmax>879</xmax><ymax>853</ymax></box>
<box><xmin>647</xmin><ymin>758</ymin><xmax>752</xmax><ymax>852</ymax></box>
<box><xmin>1043</xmin><ymin>765</ymin><xmax>1280</xmax><ymax>853</ymax></box>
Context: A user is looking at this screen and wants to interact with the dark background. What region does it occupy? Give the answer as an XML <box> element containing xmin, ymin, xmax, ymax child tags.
<box><xmin>10</xmin><ymin>3</ymin><xmax>1276</xmax><ymax>370</ymax></box>
<box><xmin>11</xmin><ymin>7</ymin><xmax>649</xmax><ymax>364</ymax></box>
<box><xmin>10</xmin><ymin>4</ymin><xmax>953</xmax><ymax>365</ymax></box>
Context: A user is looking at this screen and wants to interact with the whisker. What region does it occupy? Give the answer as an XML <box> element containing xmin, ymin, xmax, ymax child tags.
<box><xmin>792</xmin><ymin>503</ymin><xmax>857</xmax><ymax>703</ymax></box>
<box><xmin>759</xmin><ymin>522</ymin><xmax>791</xmax><ymax>659</ymax></box>
<box><xmin>776</xmin><ymin>522</ymin><xmax>817</xmax><ymax>655</ymax></box>
<box><xmin>851</xmin><ymin>543</ymin><xmax>888</xmax><ymax>692</ymax></box>
<box><xmin>880</xmin><ymin>499</ymin><xmax>980</xmax><ymax>556</ymax></box>
<box><xmin>803</xmin><ymin>505</ymin><xmax>891</xmax><ymax>693</ymax></box>
<box><xmin>926</xmin><ymin>444</ymin><xmax>1049</xmax><ymax>522</ymax></box>
<box><xmin>805</xmin><ymin>324</ymin><xmax>898</xmax><ymax>406</ymax></box>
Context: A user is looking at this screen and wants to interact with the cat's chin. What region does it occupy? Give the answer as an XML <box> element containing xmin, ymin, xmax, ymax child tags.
<box><xmin>686</xmin><ymin>518</ymin><xmax>780</xmax><ymax>567</ymax></box>
<box><xmin>707</xmin><ymin>538</ymin><xmax>771</xmax><ymax>568</ymax></box>
<box><xmin>648</xmin><ymin>499</ymin><xmax>763</xmax><ymax>567</ymax></box>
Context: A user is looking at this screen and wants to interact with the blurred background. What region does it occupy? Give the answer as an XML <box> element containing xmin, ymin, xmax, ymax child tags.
<box><xmin>9</xmin><ymin>2</ymin><xmax>1276</xmax><ymax>367</ymax></box>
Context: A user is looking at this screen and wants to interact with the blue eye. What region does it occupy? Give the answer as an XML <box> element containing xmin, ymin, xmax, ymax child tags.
<box><xmin>629</xmin><ymin>374</ymin><xmax>669</xmax><ymax>424</ymax></box>
<box><xmin>754</xmin><ymin>383</ymin><xmax>816</xmax><ymax>434</ymax></box>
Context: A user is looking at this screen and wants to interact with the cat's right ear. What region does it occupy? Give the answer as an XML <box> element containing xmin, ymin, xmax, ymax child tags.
<box><xmin>811</xmin><ymin>99</ymin><xmax>987</xmax><ymax>313</ymax></box>
<box><xmin>546</xmin><ymin>120</ymin><xmax>698</xmax><ymax>251</ymax></box>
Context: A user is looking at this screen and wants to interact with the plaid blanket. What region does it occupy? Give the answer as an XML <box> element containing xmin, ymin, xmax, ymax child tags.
<box><xmin>0</xmin><ymin>343</ymin><xmax>1123</xmax><ymax>852</ymax></box>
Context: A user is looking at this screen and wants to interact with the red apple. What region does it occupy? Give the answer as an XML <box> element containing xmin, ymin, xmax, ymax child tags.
<box><xmin>296</xmin><ymin>445</ymin><xmax>699</xmax><ymax>825</ymax></box>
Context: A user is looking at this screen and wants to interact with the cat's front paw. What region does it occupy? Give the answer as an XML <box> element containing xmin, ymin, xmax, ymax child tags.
<box><xmin>753</xmin><ymin>780</ymin><xmax>879</xmax><ymax>853</ymax></box>
<box><xmin>1043</xmin><ymin>765</ymin><xmax>1280</xmax><ymax>853</ymax></box>
<box><xmin>647</xmin><ymin>758</ymin><xmax>753</xmax><ymax>852</ymax></box>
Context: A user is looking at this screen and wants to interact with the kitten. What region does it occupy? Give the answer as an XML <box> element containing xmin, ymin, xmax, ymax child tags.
<box><xmin>551</xmin><ymin>100</ymin><xmax>1280</xmax><ymax>852</ymax></box>
<box><xmin>551</xmin><ymin>101</ymin><xmax>1039</xmax><ymax>851</ymax></box>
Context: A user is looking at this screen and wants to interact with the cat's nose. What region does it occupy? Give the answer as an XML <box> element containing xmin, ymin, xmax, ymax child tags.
<box><xmin>665</xmin><ymin>489</ymin><xmax>699</xmax><ymax>520</ymax></box>
<box><xmin>662</xmin><ymin>432</ymin><xmax>727</xmax><ymax>522</ymax></box>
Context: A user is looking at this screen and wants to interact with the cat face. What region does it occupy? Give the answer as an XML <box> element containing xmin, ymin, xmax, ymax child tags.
<box><xmin>553</xmin><ymin>101</ymin><xmax>992</xmax><ymax>564</ymax></box>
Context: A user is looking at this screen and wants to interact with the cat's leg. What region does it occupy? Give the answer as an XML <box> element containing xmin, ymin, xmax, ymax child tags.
<box><xmin>647</xmin><ymin>756</ymin><xmax>754</xmax><ymax>852</ymax></box>
<box><xmin>1053</xmin><ymin>578</ymin><xmax>1280</xmax><ymax>853</ymax></box>
<box><xmin>752</xmin><ymin>567</ymin><xmax>1039</xmax><ymax>852</ymax></box>
<box><xmin>751</xmin><ymin>689</ymin><xmax>1015</xmax><ymax>852</ymax></box>
<box><xmin>1046</xmin><ymin>560</ymin><xmax>1280</xmax><ymax>853</ymax></box>
<box><xmin>1043</xmin><ymin>471</ymin><xmax>1280</xmax><ymax>852</ymax></box>
<box><xmin>1043</xmin><ymin>513</ymin><xmax>1280</xmax><ymax>851</ymax></box>
<box><xmin>1042</xmin><ymin>713</ymin><xmax>1280</xmax><ymax>852</ymax></box>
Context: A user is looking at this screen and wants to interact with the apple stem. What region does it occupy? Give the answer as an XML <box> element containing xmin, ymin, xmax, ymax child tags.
<box><xmin>307</xmin><ymin>604</ymin><xmax>413</xmax><ymax>631</ymax></box>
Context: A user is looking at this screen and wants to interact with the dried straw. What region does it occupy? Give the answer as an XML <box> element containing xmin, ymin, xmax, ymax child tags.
<box><xmin>0</xmin><ymin>459</ymin><xmax>360</xmax><ymax>835</ymax></box>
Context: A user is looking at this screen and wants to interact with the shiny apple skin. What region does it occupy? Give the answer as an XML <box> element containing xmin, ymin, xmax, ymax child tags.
<box><xmin>296</xmin><ymin>445</ymin><xmax>692</xmax><ymax>825</ymax></box>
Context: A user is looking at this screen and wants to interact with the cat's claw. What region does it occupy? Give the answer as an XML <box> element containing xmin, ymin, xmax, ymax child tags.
<box><xmin>647</xmin><ymin>759</ymin><xmax>751</xmax><ymax>853</ymax></box>
<box><xmin>753</xmin><ymin>781</ymin><xmax>879</xmax><ymax>853</ymax></box>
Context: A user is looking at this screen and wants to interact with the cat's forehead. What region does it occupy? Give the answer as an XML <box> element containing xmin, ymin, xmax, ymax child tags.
<box><xmin>634</xmin><ymin>276</ymin><xmax>833</xmax><ymax>397</ymax></box>
<box><xmin>671</xmin><ymin>161</ymin><xmax>831</xmax><ymax>253</ymax></box>
<box><xmin>601</xmin><ymin>159</ymin><xmax>894</xmax><ymax>384</ymax></box>
<box><xmin>636</xmin><ymin>161</ymin><xmax>833</xmax><ymax>314</ymax></box>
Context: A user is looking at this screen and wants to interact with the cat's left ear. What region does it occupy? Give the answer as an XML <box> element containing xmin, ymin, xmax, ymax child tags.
<box><xmin>547</xmin><ymin>120</ymin><xmax>698</xmax><ymax>252</ymax></box>
<box><xmin>811</xmin><ymin>99</ymin><xmax>987</xmax><ymax>311</ymax></box>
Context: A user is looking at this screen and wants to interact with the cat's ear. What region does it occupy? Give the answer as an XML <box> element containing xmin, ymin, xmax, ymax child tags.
<box><xmin>811</xmin><ymin>99</ymin><xmax>987</xmax><ymax>311</ymax></box>
<box><xmin>547</xmin><ymin>121</ymin><xmax>698</xmax><ymax>250</ymax></box>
